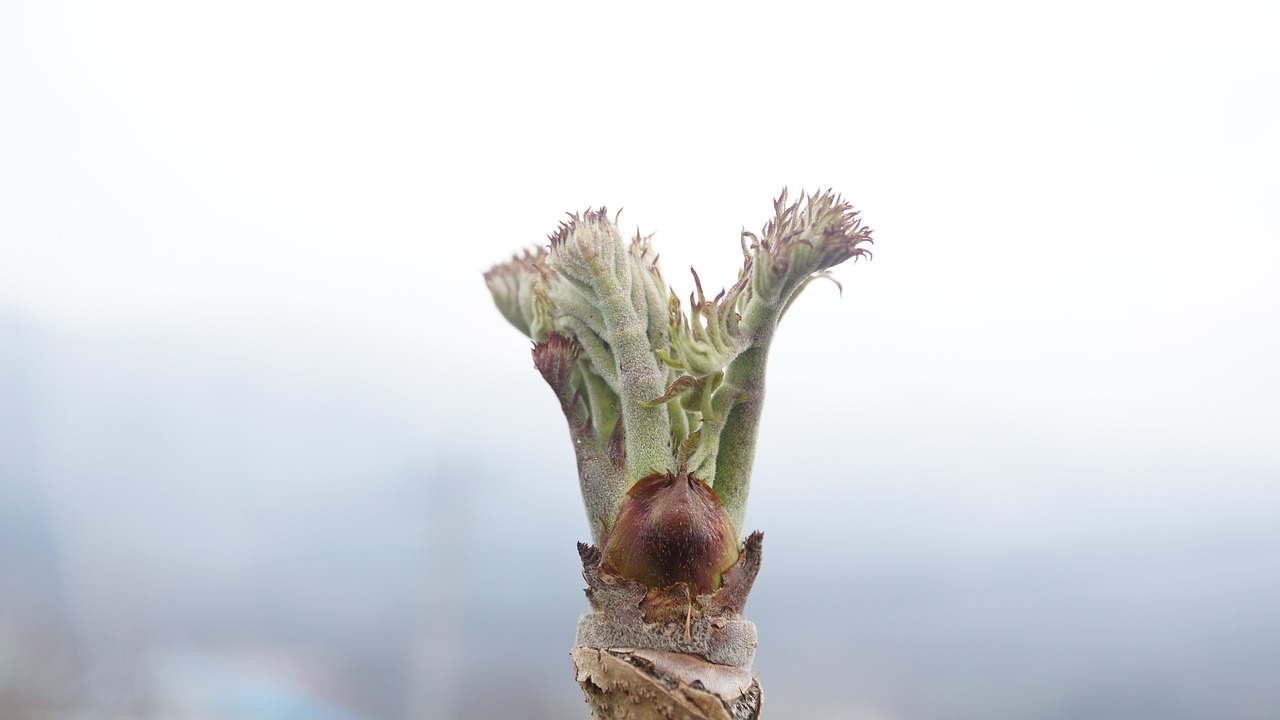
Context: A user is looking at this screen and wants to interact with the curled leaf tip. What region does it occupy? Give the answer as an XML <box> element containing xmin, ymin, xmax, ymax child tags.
<box><xmin>486</xmin><ymin>247</ymin><xmax>554</xmax><ymax>339</ymax></box>
<box><xmin>642</xmin><ymin>374</ymin><xmax>701</xmax><ymax>406</ymax></box>
<box><xmin>748</xmin><ymin>188</ymin><xmax>874</xmax><ymax>308</ymax></box>
<box><xmin>532</xmin><ymin>332</ymin><xmax>581</xmax><ymax>383</ymax></box>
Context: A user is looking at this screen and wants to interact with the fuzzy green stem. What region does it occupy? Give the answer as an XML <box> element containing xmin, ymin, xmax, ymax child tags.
<box><xmin>534</xmin><ymin>339</ymin><xmax>629</xmax><ymax>545</ymax></box>
<box><xmin>569</xmin><ymin>404</ymin><xmax>628</xmax><ymax>546</ymax></box>
<box><xmin>597</xmin><ymin>286</ymin><xmax>675</xmax><ymax>480</ymax></box>
<box><xmin>711</xmin><ymin>305</ymin><xmax>779</xmax><ymax>535</ymax></box>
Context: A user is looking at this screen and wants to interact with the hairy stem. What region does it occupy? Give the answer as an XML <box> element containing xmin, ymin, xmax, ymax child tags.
<box><xmin>711</xmin><ymin>305</ymin><xmax>778</xmax><ymax>535</ymax></box>
<box><xmin>597</xmin><ymin>287</ymin><xmax>675</xmax><ymax>480</ymax></box>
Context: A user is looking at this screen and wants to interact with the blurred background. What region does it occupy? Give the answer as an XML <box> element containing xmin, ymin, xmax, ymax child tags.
<box><xmin>2</xmin><ymin>1</ymin><xmax>1279</xmax><ymax>718</ymax></box>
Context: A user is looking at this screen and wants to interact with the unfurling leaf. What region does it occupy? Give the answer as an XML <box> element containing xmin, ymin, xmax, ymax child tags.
<box><xmin>484</xmin><ymin>247</ymin><xmax>554</xmax><ymax>340</ymax></box>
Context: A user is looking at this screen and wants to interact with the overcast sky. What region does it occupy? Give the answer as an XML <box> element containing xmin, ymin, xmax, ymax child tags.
<box><xmin>4</xmin><ymin>0</ymin><xmax>1278</xmax><ymax>465</ymax></box>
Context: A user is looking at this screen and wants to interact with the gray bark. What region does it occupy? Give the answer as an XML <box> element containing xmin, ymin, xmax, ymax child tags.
<box><xmin>571</xmin><ymin>534</ymin><xmax>765</xmax><ymax>719</ymax></box>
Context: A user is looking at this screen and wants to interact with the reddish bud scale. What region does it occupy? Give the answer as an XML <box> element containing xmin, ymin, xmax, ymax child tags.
<box><xmin>602</xmin><ymin>470</ymin><xmax>739</xmax><ymax>595</ymax></box>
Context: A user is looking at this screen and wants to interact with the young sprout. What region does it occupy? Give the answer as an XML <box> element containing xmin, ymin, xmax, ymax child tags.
<box><xmin>486</xmin><ymin>189</ymin><xmax>873</xmax><ymax>719</ymax></box>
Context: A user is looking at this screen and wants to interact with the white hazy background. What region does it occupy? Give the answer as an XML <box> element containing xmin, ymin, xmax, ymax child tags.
<box><xmin>2</xmin><ymin>1</ymin><xmax>1279</xmax><ymax>719</ymax></box>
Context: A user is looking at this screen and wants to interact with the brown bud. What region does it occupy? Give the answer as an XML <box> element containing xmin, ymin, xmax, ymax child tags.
<box><xmin>602</xmin><ymin>469</ymin><xmax>739</xmax><ymax>595</ymax></box>
<box><xmin>531</xmin><ymin>332</ymin><xmax>580</xmax><ymax>411</ymax></box>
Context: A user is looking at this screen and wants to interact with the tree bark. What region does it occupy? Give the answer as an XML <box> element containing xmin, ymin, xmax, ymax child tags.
<box><xmin>570</xmin><ymin>534</ymin><xmax>764</xmax><ymax>719</ymax></box>
<box><xmin>571</xmin><ymin>648</ymin><xmax>762</xmax><ymax>720</ymax></box>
